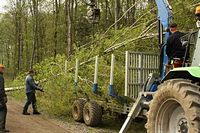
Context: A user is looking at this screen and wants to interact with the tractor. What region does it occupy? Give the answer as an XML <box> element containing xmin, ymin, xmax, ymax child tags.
<box><xmin>120</xmin><ymin>2</ymin><xmax>200</xmax><ymax>133</ymax></box>
<box><xmin>71</xmin><ymin>0</ymin><xmax>200</xmax><ymax>133</ymax></box>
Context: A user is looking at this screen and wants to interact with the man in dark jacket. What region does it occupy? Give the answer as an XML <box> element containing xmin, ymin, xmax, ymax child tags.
<box><xmin>166</xmin><ymin>23</ymin><xmax>186</xmax><ymax>61</ymax></box>
<box><xmin>22</xmin><ymin>69</ymin><xmax>43</xmax><ymax>115</ymax></box>
<box><xmin>0</xmin><ymin>64</ymin><xmax>9</xmax><ymax>132</ymax></box>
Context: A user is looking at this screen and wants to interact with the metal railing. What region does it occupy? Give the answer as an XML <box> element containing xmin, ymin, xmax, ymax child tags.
<box><xmin>125</xmin><ymin>51</ymin><xmax>159</xmax><ymax>99</ymax></box>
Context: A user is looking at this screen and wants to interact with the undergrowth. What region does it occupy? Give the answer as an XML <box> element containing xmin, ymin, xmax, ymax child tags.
<box><xmin>9</xmin><ymin>26</ymin><xmax>157</xmax><ymax>132</ymax></box>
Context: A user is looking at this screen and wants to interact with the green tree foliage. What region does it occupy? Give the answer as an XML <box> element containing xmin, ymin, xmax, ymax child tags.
<box><xmin>2</xmin><ymin>0</ymin><xmax>200</xmax><ymax>118</ymax></box>
<box><xmin>0</xmin><ymin>0</ymin><xmax>198</xmax><ymax>75</ymax></box>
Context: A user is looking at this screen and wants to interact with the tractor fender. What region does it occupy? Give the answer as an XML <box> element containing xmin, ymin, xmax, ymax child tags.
<box><xmin>162</xmin><ymin>66</ymin><xmax>200</xmax><ymax>82</ymax></box>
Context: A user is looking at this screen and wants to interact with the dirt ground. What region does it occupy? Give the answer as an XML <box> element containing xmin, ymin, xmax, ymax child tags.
<box><xmin>6</xmin><ymin>98</ymin><xmax>118</xmax><ymax>133</ymax></box>
<box><xmin>6</xmin><ymin>99</ymin><xmax>71</xmax><ymax>133</ymax></box>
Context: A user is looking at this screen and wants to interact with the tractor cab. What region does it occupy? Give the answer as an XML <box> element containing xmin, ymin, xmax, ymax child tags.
<box><xmin>161</xmin><ymin>5</ymin><xmax>200</xmax><ymax>83</ymax></box>
<box><xmin>163</xmin><ymin>6</ymin><xmax>200</xmax><ymax>76</ymax></box>
<box><xmin>170</xmin><ymin>30</ymin><xmax>198</xmax><ymax>67</ymax></box>
<box><xmin>173</xmin><ymin>5</ymin><xmax>200</xmax><ymax>68</ymax></box>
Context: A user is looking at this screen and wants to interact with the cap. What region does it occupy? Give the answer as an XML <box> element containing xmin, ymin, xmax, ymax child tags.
<box><xmin>195</xmin><ymin>5</ymin><xmax>200</xmax><ymax>15</ymax></box>
<box><xmin>0</xmin><ymin>64</ymin><xmax>5</xmax><ymax>68</ymax></box>
<box><xmin>28</xmin><ymin>69</ymin><xmax>35</xmax><ymax>74</ymax></box>
<box><xmin>169</xmin><ymin>23</ymin><xmax>177</xmax><ymax>28</ymax></box>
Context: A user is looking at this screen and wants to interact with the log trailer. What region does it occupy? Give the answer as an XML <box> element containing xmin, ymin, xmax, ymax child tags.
<box><xmin>72</xmin><ymin>1</ymin><xmax>200</xmax><ymax>133</ymax></box>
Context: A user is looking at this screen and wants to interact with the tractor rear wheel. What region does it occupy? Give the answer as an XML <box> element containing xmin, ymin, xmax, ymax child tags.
<box><xmin>83</xmin><ymin>101</ymin><xmax>102</xmax><ymax>126</ymax></box>
<box><xmin>146</xmin><ymin>79</ymin><xmax>200</xmax><ymax>133</ymax></box>
<box><xmin>72</xmin><ymin>98</ymin><xmax>86</xmax><ymax>122</ymax></box>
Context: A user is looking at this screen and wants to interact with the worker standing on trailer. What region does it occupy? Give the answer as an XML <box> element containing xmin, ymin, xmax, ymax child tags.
<box><xmin>0</xmin><ymin>64</ymin><xmax>9</xmax><ymax>132</ymax></box>
<box><xmin>22</xmin><ymin>69</ymin><xmax>43</xmax><ymax>115</ymax></box>
<box><xmin>166</xmin><ymin>23</ymin><xmax>186</xmax><ymax>66</ymax></box>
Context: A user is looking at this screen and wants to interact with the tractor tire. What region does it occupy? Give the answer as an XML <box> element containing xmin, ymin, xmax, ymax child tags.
<box><xmin>83</xmin><ymin>101</ymin><xmax>102</xmax><ymax>126</ymax></box>
<box><xmin>72</xmin><ymin>98</ymin><xmax>86</xmax><ymax>122</ymax></box>
<box><xmin>146</xmin><ymin>79</ymin><xmax>200</xmax><ymax>133</ymax></box>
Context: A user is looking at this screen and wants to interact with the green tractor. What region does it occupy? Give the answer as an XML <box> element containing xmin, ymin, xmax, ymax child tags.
<box><xmin>120</xmin><ymin>3</ymin><xmax>200</xmax><ymax>133</ymax></box>
<box><xmin>145</xmin><ymin>5</ymin><xmax>200</xmax><ymax>133</ymax></box>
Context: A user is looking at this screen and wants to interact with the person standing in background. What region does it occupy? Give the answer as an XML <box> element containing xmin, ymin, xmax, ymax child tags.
<box><xmin>0</xmin><ymin>64</ymin><xmax>9</xmax><ymax>132</ymax></box>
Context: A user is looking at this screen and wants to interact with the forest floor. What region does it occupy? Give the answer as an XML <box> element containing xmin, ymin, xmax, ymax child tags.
<box><xmin>6</xmin><ymin>97</ymin><xmax>146</xmax><ymax>133</ymax></box>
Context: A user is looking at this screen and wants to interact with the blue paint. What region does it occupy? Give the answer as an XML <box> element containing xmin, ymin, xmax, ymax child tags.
<box><xmin>93</xmin><ymin>83</ymin><xmax>98</xmax><ymax>94</ymax></box>
<box><xmin>162</xmin><ymin>31</ymin><xmax>170</xmax><ymax>78</ymax></box>
<box><xmin>155</xmin><ymin>0</ymin><xmax>172</xmax><ymax>78</ymax></box>
<box><xmin>109</xmin><ymin>85</ymin><xmax>116</xmax><ymax>97</ymax></box>
<box><xmin>155</xmin><ymin>0</ymin><xmax>172</xmax><ymax>29</ymax></box>
<box><xmin>146</xmin><ymin>82</ymin><xmax>158</xmax><ymax>100</ymax></box>
<box><xmin>150</xmin><ymin>83</ymin><xmax>158</xmax><ymax>92</ymax></box>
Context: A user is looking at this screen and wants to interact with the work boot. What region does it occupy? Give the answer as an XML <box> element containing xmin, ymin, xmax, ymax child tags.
<box><xmin>33</xmin><ymin>111</ymin><xmax>41</xmax><ymax>115</ymax></box>
<box><xmin>0</xmin><ymin>129</ymin><xmax>10</xmax><ymax>132</ymax></box>
<box><xmin>22</xmin><ymin>112</ymin><xmax>30</xmax><ymax>115</ymax></box>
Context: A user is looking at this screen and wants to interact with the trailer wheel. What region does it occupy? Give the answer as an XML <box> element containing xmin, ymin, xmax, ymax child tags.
<box><xmin>146</xmin><ymin>79</ymin><xmax>200</xmax><ymax>133</ymax></box>
<box><xmin>72</xmin><ymin>98</ymin><xmax>86</xmax><ymax>122</ymax></box>
<box><xmin>83</xmin><ymin>101</ymin><xmax>102</xmax><ymax>126</ymax></box>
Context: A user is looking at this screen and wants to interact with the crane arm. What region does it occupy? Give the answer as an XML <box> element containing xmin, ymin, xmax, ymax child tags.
<box><xmin>155</xmin><ymin>0</ymin><xmax>172</xmax><ymax>78</ymax></box>
<box><xmin>155</xmin><ymin>0</ymin><xmax>172</xmax><ymax>29</ymax></box>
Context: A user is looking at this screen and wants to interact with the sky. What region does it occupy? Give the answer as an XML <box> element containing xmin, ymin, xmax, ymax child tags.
<box><xmin>0</xmin><ymin>0</ymin><xmax>8</xmax><ymax>13</ymax></box>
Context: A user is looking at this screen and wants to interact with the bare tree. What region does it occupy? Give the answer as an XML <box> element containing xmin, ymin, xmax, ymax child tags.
<box><xmin>65</xmin><ymin>0</ymin><xmax>74</xmax><ymax>59</ymax></box>
<box><xmin>115</xmin><ymin>0</ymin><xmax>120</xmax><ymax>30</ymax></box>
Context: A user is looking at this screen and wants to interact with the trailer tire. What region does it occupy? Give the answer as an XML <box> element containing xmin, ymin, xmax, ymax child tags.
<box><xmin>72</xmin><ymin>98</ymin><xmax>86</xmax><ymax>122</ymax></box>
<box><xmin>83</xmin><ymin>101</ymin><xmax>102</xmax><ymax>126</ymax></box>
<box><xmin>146</xmin><ymin>79</ymin><xmax>200</xmax><ymax>133</ymax></box>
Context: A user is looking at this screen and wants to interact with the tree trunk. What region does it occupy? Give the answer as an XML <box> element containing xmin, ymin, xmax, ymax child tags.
<box><xmin>15</xmin><ymin>0</ymin><xmax>24</xmax><ymax>73</ymax></box>
<box><xmin>53</xmin><ymin>0</ymin><xmax>59</xmax><ymax>59</ymax></box>
<box><xmin>30</xmin><ymin>0</ymin><xmax>39</xmax><ymax>68</ymax></box>
<box><xmin>65</xmin><ymin>0</ymin><xmax>73</xmax><ymax>59</ymax></box>
<box><xmin>115</xmin><ymin>0</ymin><xmax>120</xmax><ymax>30</ymax></box>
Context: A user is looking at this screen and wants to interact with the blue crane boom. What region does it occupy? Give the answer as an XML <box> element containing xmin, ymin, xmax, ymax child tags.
<box><xmin>155</xmin><ymin>0</ymin><xmax>172</xmax><ymax>28</ymax></box>
<box><xmin>155</xmin><ymin>0</ymin><xmax>173</xmax><ymax>78</ymax></box>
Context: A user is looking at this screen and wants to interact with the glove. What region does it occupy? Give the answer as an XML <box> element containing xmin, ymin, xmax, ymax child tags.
<box><xmin>39</xmin><ymin>88</ymin><xmax>44</xmax><ymax>92</ymax></box>
<box><xmin>3</xmin><ymin>97</ymin><xmax>7</xmax><ymax>103</ymax></box>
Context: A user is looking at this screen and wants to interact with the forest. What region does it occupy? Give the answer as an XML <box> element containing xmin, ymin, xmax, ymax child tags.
<box><xmin>0</xmin><ymin>0</ymin><xmax>198</xmax><ymax>77</ymax></box>
<box><xmin>0</xmin><ymin>0</ymin><xmax>200</xmax><ymax>132</ymax></box>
